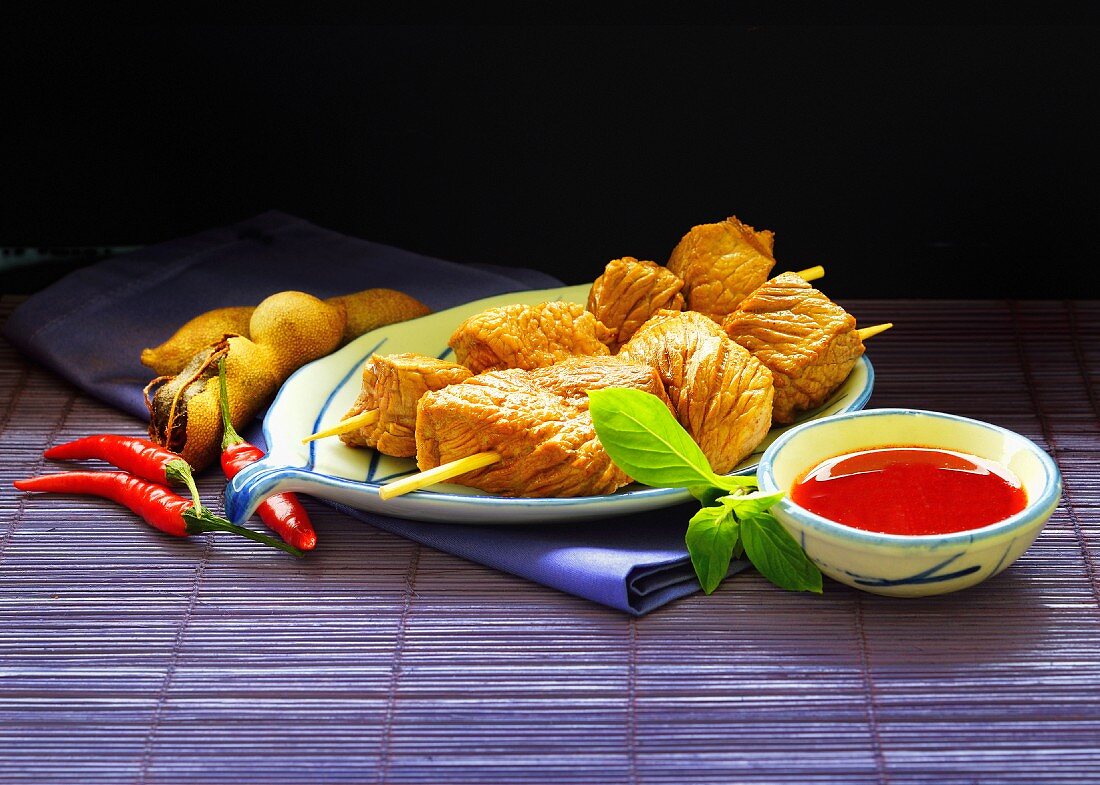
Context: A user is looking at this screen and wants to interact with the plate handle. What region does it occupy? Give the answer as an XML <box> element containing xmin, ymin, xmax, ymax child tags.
<box><xmin>224</xmin><ymin>458</ymin><xmax>312</xmax><ymax>524</ymax></box>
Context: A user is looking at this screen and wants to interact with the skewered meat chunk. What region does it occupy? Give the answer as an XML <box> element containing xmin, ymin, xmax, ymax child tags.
<box><xmin>415</xmin><ymin>356</ymin><xmax>671</xmax><ymax>497</ymax></box>
<box><xmin>448</xmin><ymin>300</ymin><xmax>613</xmax><ymax>374</ymax></box>
<box><xmin>616</xmin><ymin>308</ymin><xmax>725</xmax><ymax>400</ymax></box>
<box><xmin>533</xmin><ymin>355</ymin><xmax>674</xmax><ymax>410</ymax></box>
<box><xmin>666</xmin><ymin>215</ymin><xmax>777</xmax><ymax>322</ymax></box>
<box><xmin>619</xmin><ymin>310</ymin><xmax>774</xmax><ymax>474</ymax></box>
<box><xmin>586</xmin><ymin>256</ymin><xmax>685</xmax><ymax>351</ymax></box>
<box><xmin>721</xmin><ymin>272</ymin><xmax>864</xmax><ymax>424</ymax></box>
<box><xmin>340</xmin><ymin>353</ymin><xmax>472</xmax><ymax>457</ymax></box>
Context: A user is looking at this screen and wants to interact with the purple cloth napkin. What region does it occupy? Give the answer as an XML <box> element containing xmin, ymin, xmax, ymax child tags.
<box><xmin>3</xmin><ymin>211</ymin><xmax>742</xmax><ymax>614</ymax></box>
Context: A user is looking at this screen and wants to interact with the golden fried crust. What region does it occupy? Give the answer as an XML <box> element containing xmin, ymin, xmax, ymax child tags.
<box><xmin>340</xmin><ymin>353</ymin><xmax>472</xmax><ymax>457</ymax></box>
<box><xmin>679</xmin><ymin>337</ymin><xmax>774</xmax><ymax>475</ymax></box>
<box><xmin>618</xmin><ymin>309</ymin><xmax>724</xmax><ymax>406</ymax></box>
<box><xmin>448</xmin><ymin>301</ymin><xmax>611</xmax><ymax>374</ymax></box>
<box><xmin>586</xmin><ymin>257</ymin><xmax>685</xmax><ymax>351</ymax></box>
<box><xmin>721</xmin><ymin>272</ymin><xmax>864</xmax><ymax>423</ymax></box>
<box><xmin>414</xmin><ymin>356</ymin><xmax>669</xmax><ymax>497</ymax></box>
<box><xmin>619</xmin><ymin>310</ymin><xmax>774</xmax><ymax>474</ymax></box>
<box><xmin>666</xmin><ymin>215</ymin><xmax>777</xmax><ymax>322</ymax></box>
<box><xmin>529</xmin><ymin>356</ymin><xmax>673</xmax><ymax>412</ymax></box>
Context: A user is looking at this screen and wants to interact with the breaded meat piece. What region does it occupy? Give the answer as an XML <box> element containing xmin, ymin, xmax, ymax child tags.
<box><xmin>619</xmin><ymin>310</ymin><xmax>774</xmax><ymax>474</ymax></box>
<box><xmin>415</xmin><ymin>356</ymin><xmax>670</xmax><ymax>497</ymax></box>
<box><xmin>586</xmin><ymin>256</ymin><xmax>685</xmax><ymax>351</ymax></box>
<box><xmin>666</xmin><ymin>215</ymin><xmax>777</xmax><ymax>322</ymax></box>
<box><xmin>340</xmin><ymin>353</ymin><xmax>473</xmax><ymax>457</ymax></box>
<box><xmin>449</xmin><ymin>300</ymin><xmax>612</xmax><ymax>374</ymax></box>
<box><xmin>722</xmin><ymin>272</ymin><xmax>864</xmax><ymax>424</ymax></box>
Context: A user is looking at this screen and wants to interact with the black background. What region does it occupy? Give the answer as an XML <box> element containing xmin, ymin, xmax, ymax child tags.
<box><xmin>4</xmin><ymin>24</ymin><xmax>1099</xmax><ymax>298</ymax></box>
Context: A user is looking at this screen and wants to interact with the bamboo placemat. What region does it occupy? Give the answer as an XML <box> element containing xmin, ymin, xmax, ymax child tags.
<box><xmin>1</xmin><ymin>296</ymin><xmax>1098</xmax><ymax>784</ymax></box>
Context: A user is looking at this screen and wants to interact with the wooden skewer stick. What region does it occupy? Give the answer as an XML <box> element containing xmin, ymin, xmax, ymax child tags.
<box><xmin>857</xmin><ymin>323</ymin><xmax>893</xmax><ymax>341</ymax></box>
<box><xmin>301</xmin><ymin>408</ymin><xmax>380</xmax><ymax>444</ymax></box>
<box><xmin>378</xmin><ymin>451</ymin><xmax>503</xmax><ymax>500</ymax></box>
<box><xmin>796</xmin><ymin>265</ymin><xmax>825</xmax><ymax>282</ymax></box>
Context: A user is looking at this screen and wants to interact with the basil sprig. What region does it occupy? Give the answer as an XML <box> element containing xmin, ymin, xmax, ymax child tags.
<box><xmin>588</xmin><ymin>387</ymin><xmax>823</xmax><ymax>595</ymax></box>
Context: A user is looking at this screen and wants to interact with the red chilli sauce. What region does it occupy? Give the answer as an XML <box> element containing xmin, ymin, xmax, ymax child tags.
<box><xmin>791</xmin><ymin>447</ymin><xmax>1028</xmax><ymax>536</ymax></box>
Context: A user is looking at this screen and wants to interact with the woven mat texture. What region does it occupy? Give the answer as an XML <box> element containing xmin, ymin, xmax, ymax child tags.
<box><xmin>1</xmin><ymin>297</ymin><xmax>1098</xmax><ymax>784</ymax></box>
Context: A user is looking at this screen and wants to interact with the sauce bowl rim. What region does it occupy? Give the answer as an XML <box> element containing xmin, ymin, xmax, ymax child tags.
<box><xmin>756</xmin><ymin>407</ymin><xmax>1062</xmax><ymax>546</ymax></box>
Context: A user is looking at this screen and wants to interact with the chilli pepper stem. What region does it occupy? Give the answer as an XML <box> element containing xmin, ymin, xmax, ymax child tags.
<box><xmin>182</xmin><ymin>507</ymin><xmax>303</xmax><ymax>557</ymax></box>
<box><xmin>164</xmin><ymin>458</ymin><xmax>202</xmax><ymax>509</ymax></box>
<box><xmin>218</xmin><ymin>356</ymin><xmax>244</xmax><ymax>449</ymax></box>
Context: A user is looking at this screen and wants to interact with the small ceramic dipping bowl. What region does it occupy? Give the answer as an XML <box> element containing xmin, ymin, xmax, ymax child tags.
<box><xmin>757</xmin><ymin>408</ymin><xmax>1062</xmax><ymax>597</ymax></box>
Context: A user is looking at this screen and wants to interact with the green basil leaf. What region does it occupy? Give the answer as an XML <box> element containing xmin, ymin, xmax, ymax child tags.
<box><xmin>689</xmin><ymin>485</ymin><xmax>726</xmax><ymax>507</ymax></box>
<box><xmin>685</xmin><ymin>504</ymin><xmax>741</xmax><ymax>595</ymax></box>
<box><xmin>588</xmin><ymin>388</ymin><xmax>720</xmax><ymax>489</ymax></box>
<box><xmin>718</xmin><ymin>490</ymin><xmax>784</xmax><ymax>516</ymax></box>
<box><xmin>741</xmin><ymin>512</ymin><xmax>823</xmax><ymax>594</ymax></box>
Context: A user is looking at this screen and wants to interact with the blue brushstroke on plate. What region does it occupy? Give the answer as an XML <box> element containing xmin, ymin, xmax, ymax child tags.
<box><xmin>848</xmin><ymin>552</ymin><xmax>982</xmax><ymax>587</ymax></box>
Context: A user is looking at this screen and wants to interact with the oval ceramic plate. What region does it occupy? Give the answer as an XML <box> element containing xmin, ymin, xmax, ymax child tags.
<box><xmin>224</xmin><ymin>284</ymin><xmax>875</xmax><ymax>525</ymax></box>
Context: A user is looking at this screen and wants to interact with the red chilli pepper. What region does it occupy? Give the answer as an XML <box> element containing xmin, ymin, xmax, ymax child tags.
<box><xmin>45</xmin><ymin>434</ymin><xmax>183</xmax><ymax>483</ymax></box>
<box><xmin>14</xmin><ymin>471</ymin><xmax>302</xmax><ymax>556</ymax></box>
<box><xmin>44</xmin><ymin>433</ymin><xmax>204</xmax><ymax>511</ymax></box>
<box><xmin>44</xmin><ymin>428</ymin><xmax>204</xmax><ymax>507</ymax></box>
<box><xmin>218</xmin><ymin>357</ymin><xmax>317</xmax><ymax>551</ymax></box>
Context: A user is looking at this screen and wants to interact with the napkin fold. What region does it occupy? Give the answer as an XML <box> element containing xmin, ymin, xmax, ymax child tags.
<box><xmin>3</xmin><ymin>211</ymin><xmax>736</xmax><ymax>614</ymax></box>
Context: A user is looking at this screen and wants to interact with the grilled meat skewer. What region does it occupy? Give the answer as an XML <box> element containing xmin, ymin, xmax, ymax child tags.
<box><xmin>402</xmin><ymin>356</ymin><xmax>673</xmax><ymax>498</ymax></box>
<box><xmin>721</xmin><ymin>272</ymin><xmax>865</xmax><ymax>424</ymax></box>
<box><xmin>327</xmin><ymin>353</ymin><xmax>473</xmax><ymax>457</ymax></box>
<box><xmin>307</xmin><ymin>297</ymin><xmax>623</xmax><ymax>454</ymax></box>
<box><xmin>587</xmin><ymin>249</ymin><xmax>824</xmax><ymax>352</ymax></box>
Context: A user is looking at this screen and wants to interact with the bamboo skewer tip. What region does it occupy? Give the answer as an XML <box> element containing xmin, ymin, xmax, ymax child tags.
<box><xmin>857</xmin><ymin>322</ymin><xmax>893</xmax><ymax>341</ymax></box>
<box><xmin>301</xmin><ymin>408</ymin><xmax>380</xmax><ymax>444</ymax></box>
<box><xmin>796</xmin><ymin>265</ymin><xmax>825</xmax><ymax>282</ymax></box>
<box><xmin>378</xmin><ymin>451</ymin><xmax>503</xmax><ymax>500</ymax></box>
